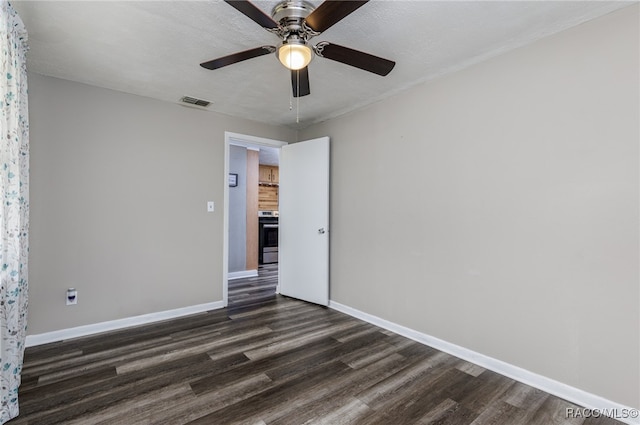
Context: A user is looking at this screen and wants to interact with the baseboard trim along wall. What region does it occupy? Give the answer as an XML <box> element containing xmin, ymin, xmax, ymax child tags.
<box><xmin>25</xmin><ymin>301</ymin><xmax>225</xmax><ymax>347</ymax></box>
<box><xmin>228</xmin><ymin>270</ymin><xmax>258</xmax><ymax>280</ymax></box>
<box><xmin>328</xmin><ymin>300</ymin><xmax>639</xmax><ymax>425</ymax></box>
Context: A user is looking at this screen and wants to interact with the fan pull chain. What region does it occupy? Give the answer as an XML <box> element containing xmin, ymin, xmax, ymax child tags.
<box><xmin>286</xmin><ymin>48</ymin><xmax>300</xmax><ymax>123</ymax></box>
<box><xmin>289</xmin><ymin>48</ymin><xmax>293</xmax><ymax>111</ymax></box>
<box><xmin>296</xmin><ymin>69</ymin><xmax>300</xmax><ymax>123</ymax></box>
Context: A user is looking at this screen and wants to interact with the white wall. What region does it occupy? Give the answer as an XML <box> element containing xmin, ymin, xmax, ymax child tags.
<box><xmin>28</xmin><ymin>74</ymin><xmax>295</xmax><ymax>335</ymax></box>
<box><xmin>300</xmin><ymin>5</ymin><xmax>639</xmax><ymax>409</ymax></box>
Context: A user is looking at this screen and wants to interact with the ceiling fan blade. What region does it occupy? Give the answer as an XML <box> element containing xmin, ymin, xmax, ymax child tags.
<box><xmin>291</xmin><ymin>67</ymin><xmax>310</xmax><ymax>97</ymax></box>
<box><xmin>314</xmin><ymin>42</ymin><xmax>395</xmax><ymax>76</ymax></box>
<box><xmin>224</xmin><ymin>0</ymin><xmax>279</xmax><ymax>30</ymax></box>
<box><xmin>200</xmin><ymin>46</ymin><xmax>276</xmax><ymax>70</ymax></box>
<box><xmin>304</xmin><ymin>1</ymin><xmax>368</xmax><ymax>33</ymax></box>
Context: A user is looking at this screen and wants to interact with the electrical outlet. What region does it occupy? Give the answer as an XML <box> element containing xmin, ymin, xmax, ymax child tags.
<box><xmin>66</xmin><ymin>288</ymin><xmax>78</xmax><ymax>305</ymax></box>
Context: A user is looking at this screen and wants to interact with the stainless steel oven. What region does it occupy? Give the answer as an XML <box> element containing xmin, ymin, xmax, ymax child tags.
<box><xmin>258</xmin><ymin>211</ymin><xmax>278</xmax><ymax>264</ymax></box>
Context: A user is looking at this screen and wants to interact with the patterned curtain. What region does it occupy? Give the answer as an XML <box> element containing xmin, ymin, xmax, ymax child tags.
<box><xmin>0</xmin><ymin>1</ymin><xmax>28</xmax><ymax>423</ymax></box>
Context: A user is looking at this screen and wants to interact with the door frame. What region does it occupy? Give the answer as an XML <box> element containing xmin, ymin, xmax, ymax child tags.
<box><xmin>223</xmin><ymin>132</ymin><xmax>288</xmax><ymax>307</ymax></box>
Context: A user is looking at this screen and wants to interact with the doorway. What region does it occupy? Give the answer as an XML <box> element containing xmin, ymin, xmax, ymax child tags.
<box><xmin>223</xmin><ymin>132</ymin><xmax>287</xmax><ymax>307</ymax></box>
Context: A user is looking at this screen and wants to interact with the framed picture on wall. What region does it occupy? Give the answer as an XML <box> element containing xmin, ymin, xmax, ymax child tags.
<box><xmin>229</xmin><ymin>173</ymin><xmax>238</xmax><ymax>187</ymax></box>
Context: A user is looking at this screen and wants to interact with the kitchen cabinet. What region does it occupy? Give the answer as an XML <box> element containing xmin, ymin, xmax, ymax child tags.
<box><xmin>259</xmin><ymin>165</ymin><xmax>279</xmax><ymax>184</ymax></box>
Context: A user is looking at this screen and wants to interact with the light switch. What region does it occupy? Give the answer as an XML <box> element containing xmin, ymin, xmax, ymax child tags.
<box><xmin>207</xmin><ymin>201</ymin><xmax>214</xmax><ymax>212</ymax></box>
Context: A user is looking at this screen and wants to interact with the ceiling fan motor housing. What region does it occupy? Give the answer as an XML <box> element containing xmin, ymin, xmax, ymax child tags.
<box><xmin>271</xmin><ymin>1</ymin><xmax>316</xmax><ymax>36</ymax></box>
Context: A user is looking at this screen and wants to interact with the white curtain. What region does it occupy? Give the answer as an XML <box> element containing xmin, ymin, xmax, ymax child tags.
<box><xmin>0</xmin><ymin>1</ymin><xmax>29</xmax><ymax>423</ymax></box>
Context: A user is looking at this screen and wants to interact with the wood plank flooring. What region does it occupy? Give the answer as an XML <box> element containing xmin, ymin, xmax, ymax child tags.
<box><xmin>12</xmin><ymin>265</ymin><xmax>622</xmax><ymax>424</ymax></box>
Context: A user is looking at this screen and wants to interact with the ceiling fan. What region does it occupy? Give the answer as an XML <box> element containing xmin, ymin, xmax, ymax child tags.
<box><xmin>200</xmin><ymin>0</ymin><xmax>396</xmax><ymax>97</ymax></box>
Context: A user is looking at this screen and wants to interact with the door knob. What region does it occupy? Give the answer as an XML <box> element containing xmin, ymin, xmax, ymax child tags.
<box><xmin>318</xmin><ymin>228</ymin><xmax>326</xmax><ymax>234</ymax></box>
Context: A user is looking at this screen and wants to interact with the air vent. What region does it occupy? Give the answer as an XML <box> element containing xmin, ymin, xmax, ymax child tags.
<box><xmin>180</xmin><ymin>96</ymin><xmax>211</xmax><ymax>107</ymax></box>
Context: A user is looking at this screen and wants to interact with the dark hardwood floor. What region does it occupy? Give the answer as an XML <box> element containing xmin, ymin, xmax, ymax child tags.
<box><xmin>12</xmin><ymin>264</ymin><xmax>622</xmax><ymax>424</ymax></box>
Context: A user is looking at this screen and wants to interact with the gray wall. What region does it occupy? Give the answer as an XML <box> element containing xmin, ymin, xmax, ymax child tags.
<box><xmin>228</xmin><ymin>145</ymin><xmax>247</xmax><ymax>273</ymax></box>
<box><xmin>300</xmin><ymin>5</ymin><xmax>639</xmax><ymax>409</ymax></box>
<box><xmin>28</xmin><ymin>73</ymin><xmax>295</xmax><ymax>334</ymax></box>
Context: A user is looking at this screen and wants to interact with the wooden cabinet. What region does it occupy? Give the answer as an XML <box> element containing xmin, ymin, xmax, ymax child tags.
<box><xmin>258</xmin><ymin>166</ymin><xmax>271</xmax><ymax>183</ymax></box>
<box><xmin>259</xmin><ymin>165</ymin><xmax>279</xmax><ymax>184</ymax></box>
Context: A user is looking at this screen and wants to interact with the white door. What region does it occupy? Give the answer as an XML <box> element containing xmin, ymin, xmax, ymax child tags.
<box><xmin>278</xmin><ymin>137</ymin><xmax>330</xmax><ymax>306</ymax></box>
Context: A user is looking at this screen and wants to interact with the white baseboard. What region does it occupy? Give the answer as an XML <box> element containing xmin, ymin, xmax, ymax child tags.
<box><xmin>25</xmin><ymin>301</ymin><xmax>225</xmax><ymax>347</ymax></box>
<box><xmin>329</xmin><ymin>300</ymin><xmax>639</xmax><ymax>425</ymax></box>
<box><xmin>228</xmin><ymin>270</ymin><xmax>258</xmax><ymax>280</ymax></box>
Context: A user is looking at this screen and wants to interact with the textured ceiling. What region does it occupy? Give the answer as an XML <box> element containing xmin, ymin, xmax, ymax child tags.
<box><xmin>12</xmin><ymin>0</ymin><xmax>633</xmax><ymax>130</ymax></box>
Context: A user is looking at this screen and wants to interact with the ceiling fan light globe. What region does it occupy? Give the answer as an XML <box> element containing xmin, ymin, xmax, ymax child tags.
<box><xmin>278</xmin><ymin>43</ymin><xmax>312</xmax><ymax>70</ymax></box>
